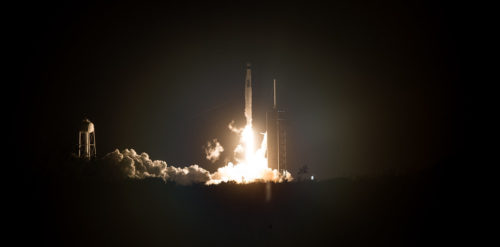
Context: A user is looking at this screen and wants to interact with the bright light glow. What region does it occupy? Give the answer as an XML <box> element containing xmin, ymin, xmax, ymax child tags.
<box><xmin>207</xmin><ymin>118</ymin><xmax>292</xmax><ymax>184</ymax></box>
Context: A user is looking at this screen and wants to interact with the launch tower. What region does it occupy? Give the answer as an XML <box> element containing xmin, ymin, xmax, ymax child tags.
<box><xmin>267</xmin><ymin>79</ymin><xmax>287</xmax><ymax>174</ymax></box>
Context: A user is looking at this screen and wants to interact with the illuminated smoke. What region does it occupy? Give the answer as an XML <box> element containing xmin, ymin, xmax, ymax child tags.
<box><xmin>103</xmin><ymin>149</ymin><xmax>211</xmax><ymax>185</ymax></box>
<box><xmin>228</xmin><ymin>120</ymin><xmax>242</xmax><ymax>134</ymax></box>
<box><xmin>103</xmin><ymin>147</ymin><xmax>291</xmax><ymax>185</ymax></box>
<box><xmin>204</xmin><ymin>138</ymin><xmax>224</xmax><ymax>163</ymax></box>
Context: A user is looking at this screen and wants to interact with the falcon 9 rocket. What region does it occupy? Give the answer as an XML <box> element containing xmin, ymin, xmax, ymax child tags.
<box><xmin>245</xmin><ymin>63</ymin><xmax>252</xmax><ymax>125</ymax></box>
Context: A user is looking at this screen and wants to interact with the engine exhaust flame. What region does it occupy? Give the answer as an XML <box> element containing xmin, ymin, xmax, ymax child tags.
<box><xmin>207</xmin><ymin>107</ymin><xmax>292</xmax><ymax>184</ymax></box>
<box><xmin>208</xmin><ymin>123</ymin><xmax>291</xmax><ymax>184</ymax></box>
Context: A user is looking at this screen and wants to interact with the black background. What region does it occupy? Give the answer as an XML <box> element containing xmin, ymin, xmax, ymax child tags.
<box><xmin>15</xmin><ymin>0</ymin><xmax>465</xmax><ymax>178</ymax></box>
<box><xmin>11</xmin><ymin>0</ymin><xmax>469</xmax><ymax>245</ymax></box>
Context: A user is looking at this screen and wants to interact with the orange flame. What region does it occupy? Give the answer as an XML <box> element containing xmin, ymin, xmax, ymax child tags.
<box><xmin>207</xmin><ymin>122</ymin><xmax>291</xmax><ymax>185</ymax></box>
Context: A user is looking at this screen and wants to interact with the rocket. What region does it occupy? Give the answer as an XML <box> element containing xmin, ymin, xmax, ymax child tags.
<box><xmin>244</xmin><ymin>63</ymin><xmax>252</xmax><ymax>125</ymax></box>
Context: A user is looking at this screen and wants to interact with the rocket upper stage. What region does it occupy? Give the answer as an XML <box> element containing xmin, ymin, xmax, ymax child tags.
<box><xmin>245</xmin><ymin>63</ymin><xmax>252</xmax><ymax>125</ymax></box>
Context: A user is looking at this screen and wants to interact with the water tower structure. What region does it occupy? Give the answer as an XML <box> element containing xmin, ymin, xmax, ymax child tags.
<box><xmin>78</xmin><ymin>118</ymin><xmax>96</xmax><ymax>159</ymax></box>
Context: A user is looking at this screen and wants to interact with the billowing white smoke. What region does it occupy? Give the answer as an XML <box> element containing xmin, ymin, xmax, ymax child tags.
<box><xmin>102</xmin><ymin>148</ymin><xmax>292</xmax><ymax>185</ymax></box>
<box><xmin>103</xmin><ymin>149</ymin><xmax>211</xmax><ymax>185</ymax></box>
<box><xmin>204</xmin><ymin>139</ymin><xmax>224</xmax><ymax>163</ymax></box>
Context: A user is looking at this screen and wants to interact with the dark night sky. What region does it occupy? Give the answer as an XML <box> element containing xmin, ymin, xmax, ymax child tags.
<box><xmin>15</xmin><ymin>0</ymin><xmax>465</xmax><ymax>179</ymax></box>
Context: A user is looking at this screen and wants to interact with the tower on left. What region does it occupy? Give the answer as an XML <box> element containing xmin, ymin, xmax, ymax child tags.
<box><xmin>78</xmin><ymin>118</ymin><xmax>96</xmax><ymax>159</ymax></box>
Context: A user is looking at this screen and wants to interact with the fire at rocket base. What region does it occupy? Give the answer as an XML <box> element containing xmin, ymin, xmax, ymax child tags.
<box><xmin>245</xmin><ymin>63</ymin><xmax>252</xmax><ymax>126</ymax></box>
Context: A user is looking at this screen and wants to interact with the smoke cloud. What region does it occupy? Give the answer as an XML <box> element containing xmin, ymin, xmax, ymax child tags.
<box><xmin>204</xmin><ymin>139</ymin><xmax>224</xmax><ymax>163</ymax></box>
<box><xmin>101</xmin><ymin>148</ymin><xmax>292</xmax><ymax>185</ymax></box>
<box><xmin>228</xmin><ymin>120</ymin><xmax>242</xmax><ymax>134</ymax></box>
<box><xmin>103</xmin><ymin>149</ymin><xmax>211</xmax><ymax>185</ymax></box>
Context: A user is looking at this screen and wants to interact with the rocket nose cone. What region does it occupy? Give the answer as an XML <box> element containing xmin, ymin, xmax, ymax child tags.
<box><xmin>246</xmin><ymin>62</ymin><xmax>251</xmax><ymax>68</ymax></box>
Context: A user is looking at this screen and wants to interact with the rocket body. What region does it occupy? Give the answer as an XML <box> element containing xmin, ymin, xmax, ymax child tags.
<box><xmin>245</xmin><ymin>63</ymin><xmax>252</xmax><ymax>125</ymax></box>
